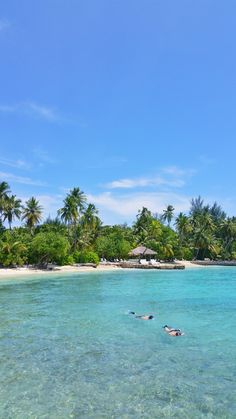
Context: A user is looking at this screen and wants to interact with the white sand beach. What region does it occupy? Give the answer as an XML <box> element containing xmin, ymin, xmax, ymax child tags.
<box><xmin>0</xmin><ymin>260</ymin><xmax>204</xmax><ymax>279</ymax></box>
<box><xmin>0</xmin><ymin>264</ymin><xmax>123</xmax><ymax>278</ymax></box>
<box><xmin>180</xmin><ymin>260</ymin><xmax>205</xmax><ymax>269</ymax></box>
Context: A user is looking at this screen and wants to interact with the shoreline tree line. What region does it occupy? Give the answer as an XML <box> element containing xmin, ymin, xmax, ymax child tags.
<box><xmin>0</xmin><ymin>181</ymin><xmax>236</xmax><ymax>267</ymax></box>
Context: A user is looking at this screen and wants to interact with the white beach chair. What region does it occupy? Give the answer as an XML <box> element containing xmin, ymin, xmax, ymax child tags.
<box><xmin>140</xmin><ymin>259</ymin><xmax>149</xmax><ymax>265</ymax></box>
<box><xmin>150</xmin><ymin>259</ymin><xmax>159</xmax><ymax>266</ymax></box>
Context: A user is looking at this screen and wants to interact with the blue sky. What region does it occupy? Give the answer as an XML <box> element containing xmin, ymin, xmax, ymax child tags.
<box><xmin>0</xmin><ymin>1</ymin><xmax>236</xmax><ymax>225</ymax></box>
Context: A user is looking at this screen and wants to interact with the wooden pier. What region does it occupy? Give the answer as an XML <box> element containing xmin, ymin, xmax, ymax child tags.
<box><xmin>118</xmin><ymin>262</ymin><xmax>185</xmax><ymax>270</ymax></box>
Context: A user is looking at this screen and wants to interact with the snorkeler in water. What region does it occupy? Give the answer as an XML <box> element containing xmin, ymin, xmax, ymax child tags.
<box><xmin>129</xmin><ymin>311</ymin><xmax>154</xmax><ymax>320</ymax></box>
<box><xmin>163</xmin><ymin>325</ymin><xmax>184</xmax><ymax>336</ymax></box>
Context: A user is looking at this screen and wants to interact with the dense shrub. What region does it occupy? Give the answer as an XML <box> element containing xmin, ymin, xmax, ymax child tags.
<box><xmin>73</xmin><ymin>250</ymin><xmax>99</xmax><ymax>265</ymax></box>
<box><xmin>95</xmin><ymin>235</ymin><xmax>131</xmax><ymax>260</ymax></box>
<box><xmin>30</xmin><ymin>232</ymin><xmax>69</xmax><ymax>266</ymax></box>
<box><xmin>61</xmin><ymin>255</ymin><xmax>75</xmax><ymax>265</ymax></box>
<box><xmin>175</xmin><ymin>246</ymin><xmax>194</xmax><ymax>261</ymax></box>
<box><xmin>0</xmin><ymin>231</ymin><xmax>29</xmax><ymax>267</ymax></box>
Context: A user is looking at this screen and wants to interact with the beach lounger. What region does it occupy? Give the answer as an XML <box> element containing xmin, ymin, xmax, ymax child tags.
<box><xmin>140</xmin><ymin>259</ymin><xmax>149</xmax><ymax>265</ymax></box>
<box><xmin>150</xmin><ymin>259</ymin><xmax>160</xmax><ymax>266</ymax></box>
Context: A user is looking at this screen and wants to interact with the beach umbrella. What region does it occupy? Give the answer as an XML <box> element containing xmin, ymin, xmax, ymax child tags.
<box><xmin>129</xmin><ymin>246</ymin><xmax>156</xmax><ymax>258</ymax></box>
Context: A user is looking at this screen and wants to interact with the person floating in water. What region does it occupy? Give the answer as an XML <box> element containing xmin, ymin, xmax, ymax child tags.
<box><xmin>129</xmin><ymin>311</ymin><xmax>154</xmax><ymax>320</ymax></box>
<box><xmin>163</xmin><ymin>325</ymin><xmax>184</xmax><ymax>336</ymax></box>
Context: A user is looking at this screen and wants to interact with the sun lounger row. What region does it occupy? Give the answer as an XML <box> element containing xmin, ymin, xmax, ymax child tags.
<box><xmin>139</xmin><ymin>259</ymin><xmax>160</xmax><ymax>266</ymax></box>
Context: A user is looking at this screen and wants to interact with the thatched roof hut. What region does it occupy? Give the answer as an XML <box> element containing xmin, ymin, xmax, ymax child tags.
<box><xmin>129</xmin><ymin>246</ymin><xmax>156</xmax><ymax>257</ymax></box>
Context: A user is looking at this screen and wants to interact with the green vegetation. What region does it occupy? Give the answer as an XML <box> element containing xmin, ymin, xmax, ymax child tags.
<box><xmin>0</xmin><ymin>181</ymin><xmax>236</xmax><ymax>267</ymax></box>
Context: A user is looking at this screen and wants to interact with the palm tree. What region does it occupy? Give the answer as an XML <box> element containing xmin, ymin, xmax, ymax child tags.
<box><xmin>58</xmin><ymin>188</ymin><xmax>87</xmax><ymax>250</ymax></box>
<box><xmin>161</xmin><ymin>205</ymin><xmax>175</xmax><ymax>227</ymax></box>
<box><xmin>190</xmin><ymin>213</ymin><xmax>216</xmax><ymax>259</ymax></box>
<box><xmin>58</xmin><ymin>187</ymin><xmax>87</xmax><ymax>226</ymax></box>
<box><xmin>0</xmin><ymin>181</ymin><xmax>10</xmax><ymax>217</ymax></box>
<box><xmin>175</xmin><ymin>212</ymin><xmax>192</xmax><ymax>245</ymax></box>
<box><xmin>0</xmin><ymin>181</ymin><xmax>10</xmax><ymax>198</ymax></box>
<box><xmin>220</xmin><ymin>218</ymin><xmax>236</xmax><ymax>256</ymax></box>
<box><xmin>160</xmin><ymin>235</ymin><xmax>174</xmax><ymax>260</ymax></box>
<box><xmin>22</xmin><ymin>197</ymin><xmax>43</xmax><ymax>234</ymax></box>
<box><xmin>192</xmin><ymin>228</ymin><xmax>218</xmax><ymax>260</ymax></box>
<box><xmin>210</xmin><ymin>202</ymin><xmax>226</xmax><ymax>223</ymax></box>
<box><xmin>189</xmin><ymin>196</ymin><xmax>205</xmax><ymax>217</ymax></box>
<box><xmin>42</xmin><ymin>216</ymin><xmax>67</xmax><ymax>234</ymax></box>
<box><xmin>69</xmin><ymin>187</ymin><xmax>87</xmax><ymax>213</ymax></box>
<box><xmin>80</xmin><ymin>203</ymin><xmax>101</xmax><ymax>246</ymax></box>
<box><xmin>58</xmin><ymin>195</ymin><xmax>78</xmax><ymax>226</ymax></box>
<box><xmin>133</xmin><ymin>207</ymin><xmax>153</xmax><ymax>244</ymax></box>
<box><xmin>0</xmin><ymin>238</ymin><xmax>27</xmax><ymax>267</ymax></box>
<box><xmin>81</xmin><ymin>204</ymin><xmax>100</xmax><ymax>229</ymax></box>
<box><xmin>2</xmin><ymin>195</ymin><xmax>22</xmax><ymax>229</ymax></box>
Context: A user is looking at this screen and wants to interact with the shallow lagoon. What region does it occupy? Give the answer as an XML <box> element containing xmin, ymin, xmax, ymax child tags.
<box><xmin>0</xmin><ymin>267</ymin><xmax>235</xmax><ymax>418</ymax></box>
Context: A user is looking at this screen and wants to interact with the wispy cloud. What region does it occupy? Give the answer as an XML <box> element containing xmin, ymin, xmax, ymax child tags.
<box><xmin>106</xmin><ymin>176</ymin><xmax>185</xmax><ymax>189</ymax></box>
<box><xmin>21</xmin><ymin>191</ymin><xmax>190</xmax><ymax>224</ymax></box>
<box><xmin>88</xmin><ymin>191</ymin><xmax>191</xmax><ymax>224</ymax></box>
<box><xmin>161</xmin><ymin>165</ymin><xmax>196</xmax><ymax>177</ymax></box>
<box><xmin>0</xmin><ymin>157</ymin><xmax>31</xmax><ymax>170</ymax></box>
<box><xmin>0</xmin><ymin>171</ymin><xmax>46</xmax><ymax>187</ymax></box>
<box><xmin>94</xmin><ymin>165</ymin><xmax>197</xmax><ymax>223</ymax></box>
<box><xmin>33</xmin><ymin>147</ymin><xmax>57</xmax><ymax>165</ymax></box>
<box><xmin>0</xmin><ymin>19</ymin><xmax>10</xmax><ymax>32</ymax></box>
<box><xmin>27</xmin><ymin>103</ymin><xmax>58</xmax><ymax>121</ymax></box>
<box><xmin>105</xmin><ymin>166</ymin><xmax>195</xmax><ymax>190</ymax></box>
<box><xmin>0</xmin><ymin>102</ymin><xmax>59</xmax><ymax>122</ymax></box>
<box><xmin>16</xmin><ymin>190</ymin><xmax>235</xmax><ymax>226</ymax></box>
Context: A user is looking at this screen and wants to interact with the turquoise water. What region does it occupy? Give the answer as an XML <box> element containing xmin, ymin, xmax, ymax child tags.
<box><xmin>0</xmin><ymin>268</ymin><xmax>235</xmax><ymax>418</ymax></box>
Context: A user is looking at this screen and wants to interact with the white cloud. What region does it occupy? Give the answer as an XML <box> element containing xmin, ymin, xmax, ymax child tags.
<box><xmin>27</xmin><ymin>103</ymin><xmax>58</xmax><ymax>121</ymax></box>
<box><xmin>0</xmin><ymin>157</ymin><xmax>31</xmax><ymax>170</ymax></box>
<box><xmin>12</xmin><ymin>190</ymin><xmax>236</xmax><ymax>227</ymax></box>
<box><xmin>161</xmin><ymin>165</ymin><xmax>196</xmax><ymax>177</ymax></box>
<box><xmin>33</xmin><ymin>147</ymin><xmax>57</xmax><ymax>164</ymax></box>
<box><xmin>0</xmin><ymin>19</ymin><xmax>10</xmax><ymax>32</ymax></box>
<box><xmin>0</xmin><ymin>171</ymin><xmax>46</xmax><ymax>186</ymax></box>
<box><xmin>88</xmin><ymin>191</ymin><xmax>191</xmax><ymax>224</ymax></box>
<box><xmin>0</xmin><ymin>102</ymin><xmax>59</xmax><ymax>122</ymax></box>
<box><xmin>105</xmin><ymin>166</ymin><xmax>195</xmax><ymax>190</ymax></box>
<box><xmin>106</xmin><ymin>176</ymin><xmax>185</xmax><ymax>189</ymax></box>
<box><xmin>31</xmin><ymin>186</ymin><xmax>191</xmax><ymax>225</ymax></box>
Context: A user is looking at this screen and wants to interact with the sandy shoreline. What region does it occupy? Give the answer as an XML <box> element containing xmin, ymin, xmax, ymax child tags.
<box><xmin>180</xmin><ymin>260</ymin><xmax>205</xmax><ymax>269</ymax></box>
<box><xmin>0</xmin><ymin>264</ymin><xmax>123</xmax><ymax>278</ymax></box>
<box><xmin>0</xmin><ymin>261</ymin><xmax>205</xmax><ymax>279</ymax></box>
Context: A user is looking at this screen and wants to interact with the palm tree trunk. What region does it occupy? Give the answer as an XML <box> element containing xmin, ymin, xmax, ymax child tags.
<box><xmin>195</xmin><ymin>247</ymin><xmax>200</xmax><ymax>259</ymax></box>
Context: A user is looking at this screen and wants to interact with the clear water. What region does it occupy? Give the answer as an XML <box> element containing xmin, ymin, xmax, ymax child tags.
<box><xmin>0</xmin><ymin>268</ymin><xmax>235</xmax><ymax>418</ymax></box>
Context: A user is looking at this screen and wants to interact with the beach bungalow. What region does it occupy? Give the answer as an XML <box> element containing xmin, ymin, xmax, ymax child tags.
<box><xmin>129</xmin><ymin>246</ymin><xmax>157</xmax><ymax>264</ymax></box>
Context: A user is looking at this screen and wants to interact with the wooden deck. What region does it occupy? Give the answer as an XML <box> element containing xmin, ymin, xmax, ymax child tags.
<box><xmin>118</xmin><ymin>262</ymin><xmax>185</xmax><ymax>270</ymax></box>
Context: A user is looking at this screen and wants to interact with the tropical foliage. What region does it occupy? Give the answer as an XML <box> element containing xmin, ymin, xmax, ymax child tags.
<box><xmin>22</xmin><ymin>197</ymin><xmax>43</xmax><ymax>234</ymax></box>
<box><xmin>0</xmin><ymin>182</ymin><xmax>236</xmax><ymax>267</ymax></box>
